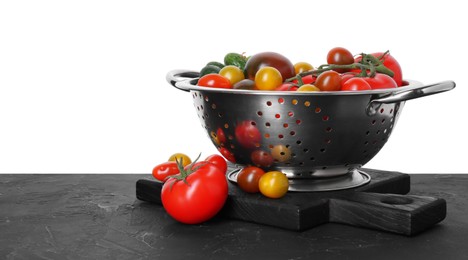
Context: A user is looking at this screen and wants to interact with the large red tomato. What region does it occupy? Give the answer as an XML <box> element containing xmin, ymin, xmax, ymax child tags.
<box><xmin>161</xmin><ymin>163</ymin><xmax>228</xmax><ymax>224</ymax></box>
<box><xmin>244</xmin><ymin>52</ymin><xmax>295</xmax><ymax>81</ymax></box>
<box><xmin>363</xmin><ymin>73</ymin><xmax>398</xmax><ymax>89</ymax></box>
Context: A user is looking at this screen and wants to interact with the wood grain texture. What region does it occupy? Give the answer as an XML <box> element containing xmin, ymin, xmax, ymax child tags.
<box><xmin>135</xmin><ymin>168</ymin><xmax>446</xmax><ymax>235</ymax></box>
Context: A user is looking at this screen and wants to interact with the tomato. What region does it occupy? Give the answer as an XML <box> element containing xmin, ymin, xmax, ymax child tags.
<box><xmin>233</xmin><ymin>79</ymin><xmax>256</xmax><ymax>90</ymax></box>
<box><xmin>327</xmin><ymin>47</ymin><xmax>354</xmax><ymax>73</ymax></box>
<box><xmin>255</xmin><ymin>66</ymin><xmax>283</xmax><ymax>90</ymax></box>
<box><xmin>363</xmin><ymin>73</ymin><xmax>398</xmax><ymax>89</ymax></box>
<box><xmin>340</xmin><ymin>73</ymin><xmax>355</xmax><ymax>85</ymax></box>
<box><xmin>161</xmin><ymin>162</ymin><xmax>228</xmax><ymax>224</ymax></box>
<box><xmin>258</xmin><ymin>171</ymin><xmax>289</xmax><ymax>199</ymax></box>
<box><xmin>292</xmin><ymin>75</ymin><xmax>316</xmax><ymax>85</ymax></box>
<box><xmin>275</xmin><ymin>83</ymin><xmax>298</xmax><ymax>91</ymax></box>
<box><xmin>216</xmin><ymin>128</ymin><xmax>227</xmax><ymax>144</ymax></box>
<box><xmin>244</xmin><ymin>52</ymin><xmax>295</xmax><ymax>81</ymax></box>
<box><xmin>237</xmin><ymin>166</ymin><xmax>265</xmax><ymax>193</ymax></box>
<box><xmin>251</xmin><ymin>150</ymin><xmax>274</xmax><ymax>168</ymax></box>
<box><xmin>271</xmin><ymin>144</ymin><xmax>291</xmax><ymax>162</ymax></box>
<box><xmin>235</xmin><ymin>120</ymin><xmax>262</xmax><ymax>149</ymax></box>
<box><xmin>297</xmin><ymin>84</ymin><xmax>320</xmax><ymax>92</ymax></box>
<box><xmin>314</xmin><ymin>71</ymin><xmax>342</xmax><ymax>91</ymax></box>
<box><xmin>219</xmin><ymin>65</ymin><xmax>245</xmax><ymax>85</ymax></box>
<box><xmin>355</xmin><ymin>52</ymin><xmax>403</xmax><ymax>86</ymax></box>
<box><xmin>294</xmin><ymin>62</ymin><xmax>314</xmax><ymax>74</ymax></box>
<box><xmin>205</xmin><ymin>154</ymin><xmax>228</xmax><ymax>174</ymax></box>
<box><xmin>152</xmin><ymin>161</ymin><xmax>179</xmax><ymax>182</ymax></box>
<box><xmin>168</xmin><ymin>153</ymin><xmax>192</xmax><ymax>167</ymax></box>
<box><xmin>219</xmin><ymin>147</ymin><xmax>236</xmax><ymax>162</ymax></box>
<box><xmin>341</xmin><ymin>77</ymin><xmax>372</xmax><ymax>91</ymax></box>
<box><xmin>197</xmin><ymin>74</ymin><xmax>232</xmax><ymax>89</ymax></box>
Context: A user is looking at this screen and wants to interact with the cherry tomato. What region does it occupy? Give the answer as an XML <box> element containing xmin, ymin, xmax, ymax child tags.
<box><xmin>205</xmin><ymin>154</ymin><xmax>228</xmax><ymax>174</ymax></box>
<box><xmin>327</xmin><ymin>47</ymin><xmax>354</xmax><ymax>73</ymax></box>
<box><xmin>216</xmin><ymin>127</ymin><xmax>227</xmax><ymax>144</ymax></box>
<box><xmin>237</xmin><ymin>166</ymin><xmax>265</xmax><ymax>193</ymax></box>
<box><xmin>363</xmin><ymin>73</ymin><xmax>398</xmax><ymax>89</ymax></box>
<box><xmin>258</xmin><ymin>171</ymin><xmax>289</xmax><ymax>199</ymax></box>
<box><xmin>233</xmin><ymin>79</ymin><xmax>256</xmax><ymax>90</ymax></box>
<box><xmin>162</xmin><ymin>163</ymin><xmax>228</xmax><ymax>224</ymax></box>
<box><xmin>219</xmin><ymin>147</ymin><xmax>236</xmax><ymax>162</ymax></box>
<box><xmin>340</xmin><ymin>73</ymin><xmax>355</xmax><ymax>85</ymax></box>
<box><xmin>197</xmin><ymin>74</ymin><xmax>232</xmax><ymax>89</ymax></box>
<box><xmin>341</xmin><ymin>77</ymin><xmax>372</xmax><ymax>91</ymax></box>
<box><xmin>297</xmin><ymin>84</ymin><xmax>320</xmax><ymax>92</ymax></box>
<box><xmin>255</xmin><ymin>66</ymin><xmax>283</xmax><ymax>90</ymax></box>
<box><xmin>354</xmin><ymin>52</ymin><xmax>403</xmax><ymax>86</ymax></box>
<box><xmin>292</xmin><ymin>75</ymin><xmax>316</xmax><ymax>85</ymax></box>
<box><xmin>294</xmin><ymin>62</ymin><xmax>314</xmax><ymax>74</ymax></box>
<box><xmin>219</xmin><ymin>65</ymin><xmax>245</xmax><ymax>85</ymax></box>
<box><xmin>271</xmin><ymin>145</ymin><xmax>291</xmax><ymax>162</ymax></box>
<box><xmin>275</xmin><ymin>83</ymin><xmax>298</xmax><ymax>91</ymax></box>
<box><xmin>314</xmin><ymin>71</ymin><xmax>342</xmax><ymax>91</ymax></box>
<box><xmin>244</xmin><ymin>52</ymin><xmax>295</xmax><ymax>81</ymax></box>
<box><xmin>168</xmin><ymin>153</ymin><xmax>192</xmax><ymax>167</ymax></box>
<box><xmin>152</xmin><ymin>161</ymin><xmax>179</xmax><ymax>182</ymax></box>
<box><xmin>235</xmin><ymin>120</ymin><xmax>262</xmax><ymax>149</ymax></box>
<box><xmin>250</xmin><ymin>150</ymin><xmax>274</xmax><ymax>168</ymax></box>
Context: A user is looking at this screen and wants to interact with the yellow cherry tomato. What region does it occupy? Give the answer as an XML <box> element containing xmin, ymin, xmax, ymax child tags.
<box><xmin>258</xmin><ymin>171</ymin><xmax>289</xmax><ymax>199</ymax></box>
<box><xmin>297</xmin><ymin>84</ymin><xmax>320</xmax><ymax>92</ymax></box>
<box><xmin>168</xmin><ymin>153</ymin><xmax>192</xmax><ymax>167</ymax></box>
<box><xmin>270</xmin><ymin>144</ymin><xmax>291</xmax><ymax>162</ymax></box>
<box><xmin>255</xmin><ymin>66</ymin><xmax>283</xmax><ymax>90</ymax></box>
<box><xmin>219</xmin><ymin>65</ymin><xmax>245</xmax><ymax>85</ymax></box>
<box><xmin>294</xmin><ymin>62</ymin><xmax>314</xmax><ymax>74</ymax></box>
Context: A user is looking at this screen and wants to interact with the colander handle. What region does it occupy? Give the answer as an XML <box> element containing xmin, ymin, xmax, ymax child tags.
<box><xmin>367</xmin><ymin>80</ymin><xmax>456</xmax><ymax>115</ymax></box>
<box><xmin>166</xmin><ymin>70</ymin><xmax>200</xmax><ymax>92</ymax></box>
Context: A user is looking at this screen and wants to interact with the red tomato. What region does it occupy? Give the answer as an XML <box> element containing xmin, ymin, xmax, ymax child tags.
<box><xmin>197</xmin><ymin>74</ymin><xmax>232</xmax><ymax>89</ymax></box>
<box><xmin>152</xmin><ymin>161</ymin><xmax>179</xmax><ymax>182</ymax></box>
<box><xmin>244</xmin><ymin>52</ymin><xmax>295</xmax><ymax>81</ymax></box>
<box><xmin>363</xmin><ymin>73</ymin><xmax>398</xmax><ymax>89</ymax></box>
<box><xmin>327</xmin><ymin>47</ymin><xmax>354</xmax><ymax>73</ymax></box>
<box><xmin>219</xmin><ymin>147</ymin><xmax>236</xmax><ymax>162</ymax></box>
<box><xmin>315</xmin><ymin>71</ymin><xmax>342</xmax><ymax>91</ymax></box>
<box><xmin>355</xmin><ymin>52</ymin><xmax>403</xmax><ymax>86</ymax></box>
<box><xmin>216</xmin><ymin>128</ymin><xmax>227</xmax><ymax>144</ymax></box>
<box><xmin>235</xmin><ymin>120</ymin><xmax>262</xmax><ymax>149</ymax></box>
<box><xmin>237</xmin><ymin>166</ymin><xmax>265</xmax><ymax>193</ymax></box>
<box><xmin>292</xmin><ymin>75</ymin><xmax>316</xmax><ymax>85</ymax></box>
<box><xmin>275</xmin><ymin>83</ymin><xmax>298</xmax><ymax>91</ymax></box>
<box><xmin>161</xmin><ymin>163</ymin><xmax>228</xmax><ymax>224</ymax></box>
<box><xmin>341</xmin><ymin>77</ymin><xmax>372</xmax><ymax>91</ymax></box>
<box><xmin>205</xmin><ymin>154</ymin><xmax>228</xmax><ymax>174</ymax></box>
<box><xmin>251</xmin><ymin>150</ymin><xmax>274</xmax><ymax>168</ymax></box>
<box><xmin>340</xmin><ymin>73</ymin><xmax>355</xmax><ymax>85</ymax></box>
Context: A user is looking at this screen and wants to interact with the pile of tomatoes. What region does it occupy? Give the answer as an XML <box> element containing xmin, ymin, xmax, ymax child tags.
<box><xmin>197</xmin><ymin>47</ymin><xmax>404</xmax><ymax>91</ymax></box>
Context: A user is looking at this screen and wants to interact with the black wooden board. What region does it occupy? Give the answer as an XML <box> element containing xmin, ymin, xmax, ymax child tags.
<box><xmin>136</xmin><ymin>168</ymin><xmax>446</xmax><ymax>236</ymax></box>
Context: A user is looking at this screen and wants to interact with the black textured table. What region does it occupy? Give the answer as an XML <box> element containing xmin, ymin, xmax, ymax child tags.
<box><xmin>1</xmin><ymin>173</ymin><xmax>467</xmax><ymax>259</ymax></box>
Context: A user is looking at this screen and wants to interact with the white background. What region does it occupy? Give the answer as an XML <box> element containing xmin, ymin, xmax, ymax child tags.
<box><xmin>1</xmin><ymin>0</ymin><xmax>466</xmax><ymax>174</ymax></box>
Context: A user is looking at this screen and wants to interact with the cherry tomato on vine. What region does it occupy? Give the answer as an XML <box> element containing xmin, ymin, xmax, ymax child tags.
<box><xmin>161</xmin><ymin>162</ymin><xmax>228</xmax><ymax>224</ymax></box>
<box><xmin>294</xmin><ymin>62</ymin><xmax>314</xmax><ymax>74</ymax></box>
<box><xmin>168</xmin><ymin>153</ymin><xmax>192</xmax><ymax>167</ymax></box>
<box><xmin>363</xmin><ymin>73</ymin><xmax>398</xmax><ymax>89</ymax></box>
<box><xmin>152</xmin><ymin>161</ymin><xmax>179</xmax><ymax>182</ymax></box>
<box><xmin>341</xmin><ymin>77</ymin><xmax>372</xmax><ymax>91</ymax></box>
<box><xmin>255</xmin><ymin>66</ymin><xmax>283</xmax><ymax>90</ymax></box>
<box><xmin>354</xmin><ymin>52</ymin><xmax>403</xmax><ymax>86</ymax></box>
<box><xmin>244</xmin><ymin>52</ymin><xmax>295</xmax><ymax>81</ymax></box>
<box><xmin>197</xmin><ymin>74</ymin><xmax>232</xmax><ymax>89</ymax></box>
<box><xmin>219</xmin><ymin>65</ymin><xmax>245</xmax><ymax>85</ymax></box>
<box><xmin>314</xmin><ymin>70</ymin><xmax>342</xmax><ymax>91</ymax></box>
<box><xmin>205</xmin><ymin>154</ymin><xmax>228</xmax><ymax>174</ymax></box>
<box><xmin>258</xmin><ymin>171</ymin><xmax>289</xmax><ymax>199</ymax></box>
<box><xmin>237</xmin><ymin>166</ymin><xmax>265</xmax><ymax>193</ymax></box>
<box><xmin>327</xmin><ymin>47</ymin><xmax>354</xmax><ymax>73</ymax></box>
<box><xmin>292</xmin><ymin>75</ymin><xmax>316</xmax><ymax>85</ymax></box>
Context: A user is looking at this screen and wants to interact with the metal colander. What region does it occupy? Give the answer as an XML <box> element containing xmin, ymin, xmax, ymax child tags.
<box><xmin>166</xmin><ymin>70</ymin><xmax>455</xmax><ymax>191</ymax></box>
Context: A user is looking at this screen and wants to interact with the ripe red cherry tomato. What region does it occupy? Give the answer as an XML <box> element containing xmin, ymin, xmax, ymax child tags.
<box><xmin>219</xmin><ymin>147</ymin><xmax>236</xmax><ymax>162</ymax></box>
<box><xmin>355</xmin><ymin>52</ymin><xmax>403</xmax><ymax>86</ymax></box>
<box><xmin>205</xmin><ymin>154</ymin><xmax>228</xmax><ymax>174</ymax></box>
<box><xmin>363</xmin><ymin>73</ymin><xmax>398</xmax><ymax>89</ymax></box>
<box><xmin>341</xmin><ymin>77</ymin><xmax>372</xmax><ymax>91</ymax></box>
<box><xmin>235</xmin><ymin>120</ymin><xmax>262</xmax><ymax>149</ymax></box>
<box><xmin>197</xmin><ymin>74</ymin><xmax>232</xmax><ymax>89</ymax></box>
<box><xmin>292</xmin><ymin>75</ymin><xmax>316</xmax><ymax>85</ymax></box>
<box><xmin>162</xmin><ymin>163</ymin><xmax>228</xmax><ymax>224</ymax></box>
<box><xmin>237</xmin><ymin>166</ymin><xmax>265</xmax><ymax>193</ymax></box>
<box><xmin>276</xmin><ymin>83</ymin><xmax>299</xmax><ymax>91</ymax></box>
<box><xmin>327</xmin><ymin>47</ymin><xmax>354</xmax><ymax>73</ymax></box>
<box><xmin>250</xmin><ymin>150</ymin><xmax>274</xmax><ymax>168</ymax></box>
<box><xmin>152</xmin><ymin>161</ymin><xmax>179</xmax><ymax>182</ymax></box>
<box><xmin>315</xmin><ymin>71</ymin><xmax>342</xmax><ymax>91</ymax></box>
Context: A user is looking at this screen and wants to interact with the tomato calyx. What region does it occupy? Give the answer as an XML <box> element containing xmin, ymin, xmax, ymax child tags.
<box><xmin>168</xmin><ymin>153</ymin><xmax>206</xmax><ymax>187</ymax></box>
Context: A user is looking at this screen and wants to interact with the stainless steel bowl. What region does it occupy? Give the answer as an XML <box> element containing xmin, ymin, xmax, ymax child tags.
<box><xmin>166</xmin><ymin>70</ymin><xmax>455</xmax><ymax>191</ymax></box>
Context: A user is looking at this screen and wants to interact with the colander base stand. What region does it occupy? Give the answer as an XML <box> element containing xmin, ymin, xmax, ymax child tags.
<box><xmin>136</xmin><ymin>168</ymin><xmax>446</xmax><ymax>236</ymax></box>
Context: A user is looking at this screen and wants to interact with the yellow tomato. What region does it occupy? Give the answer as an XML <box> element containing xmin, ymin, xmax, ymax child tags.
<box><xmin>219</xmin><ymin>65</ymin><xmax>245</xmax><ymax>85</ymax></box>
<box><xmin>168</xmin><ymin>153</ymin><xmax>192</xmax><ymax>167</ymax></box>
<box><xmin>255</xmin><ymin>67</ymin><xmax>283</xmax><ymax>90</ymax></box>
<box><xmin>270</xmin><ymin>144</ymin><xmax>291</xmax><ymax>162</ymax></box>
<box><xmin>258</xmin><ymin>171</ymin><xmax>289</xmax><ymax>199</ymax></box>
<box><xmin>297</xmin><ymin>84</ymin><xmax>320</xmax><ymax>92</ymax></box>
<box><xmin>294</xmin><ymin>62</ymin><xmax>314</xmax><ymax>74</ymax></box>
